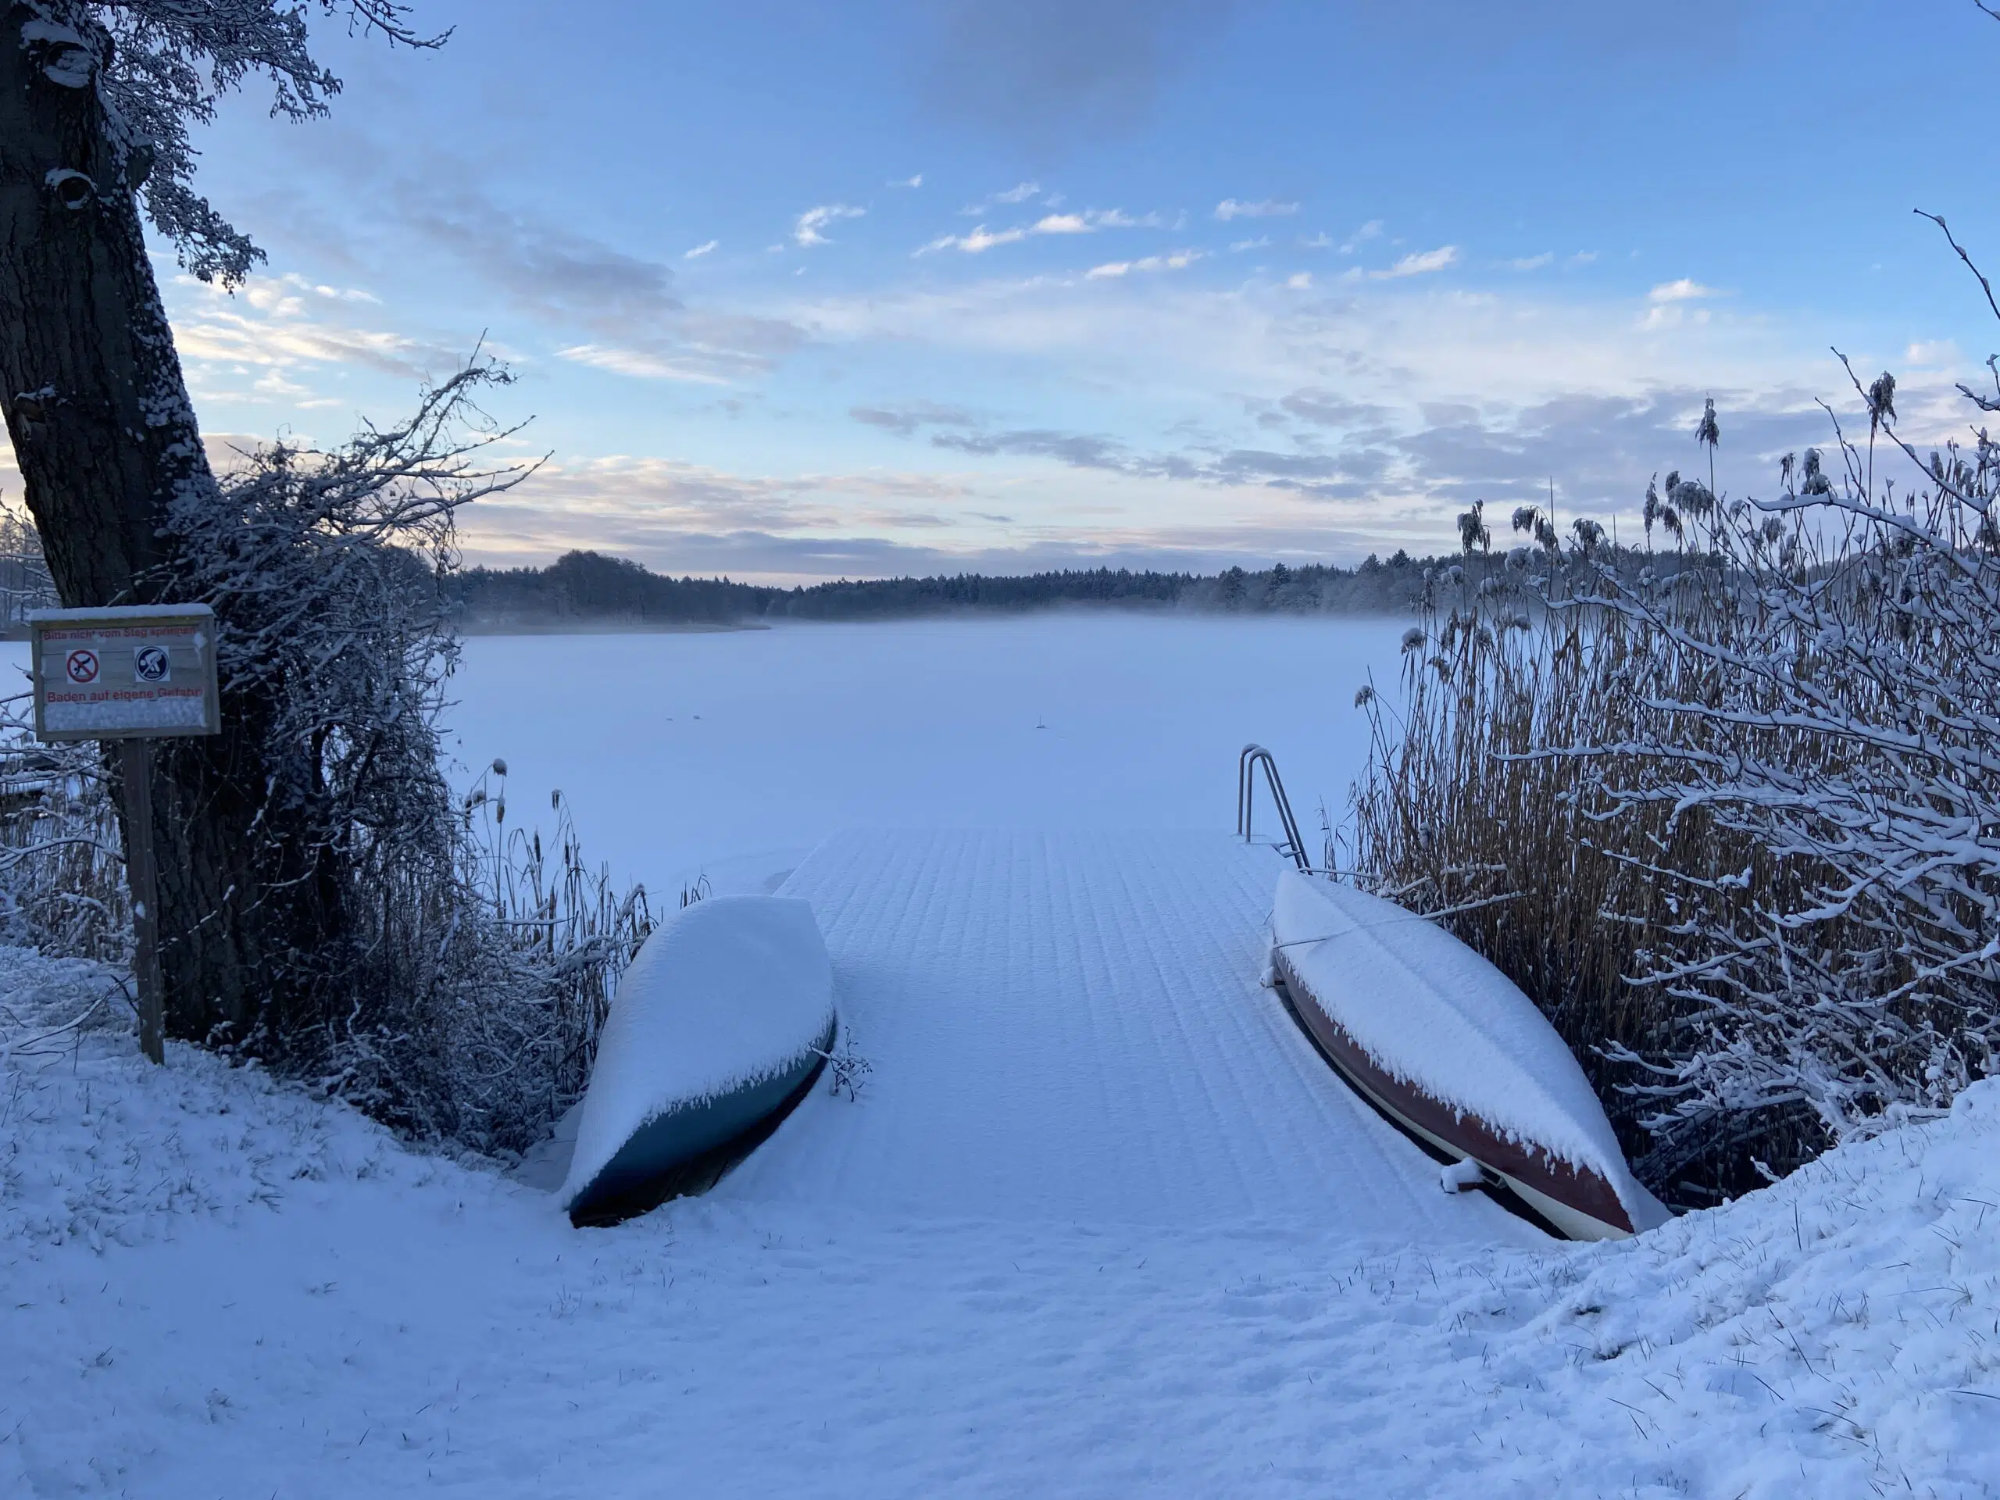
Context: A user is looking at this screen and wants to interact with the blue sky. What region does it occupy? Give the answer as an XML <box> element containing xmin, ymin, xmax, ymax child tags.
<box><xmin>53</xmin><ymin>0</ymin><xmax>2000</xmax><ymax>580</ymax></box>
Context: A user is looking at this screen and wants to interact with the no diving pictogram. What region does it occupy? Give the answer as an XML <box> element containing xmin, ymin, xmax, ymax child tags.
<box><xmin>65</xmin><ymin>649</ymin><xmax>99</xmax><ymax>685</ymax></box>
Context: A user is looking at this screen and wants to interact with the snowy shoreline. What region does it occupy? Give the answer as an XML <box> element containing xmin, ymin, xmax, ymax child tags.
<box><xmin>5</xmin><ymin>939</ymin><xmax>1997</xmax><ymax>1496</ymax></box>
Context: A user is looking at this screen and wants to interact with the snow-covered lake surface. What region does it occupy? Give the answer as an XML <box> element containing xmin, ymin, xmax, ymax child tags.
<box><xmin>441</xmin><ymin>615</ymin><xmax>1403</xmax><ymax>897</ymax></box>
<box><xmin>5</xmin><ymin>616</ymin><xmax>1998</xmax><ymax>1497</ymax></box>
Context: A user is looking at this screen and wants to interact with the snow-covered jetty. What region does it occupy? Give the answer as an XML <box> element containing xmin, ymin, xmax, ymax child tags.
<box><xmin>711</xmin><ymin>829</ymin><xmax>1534</xmax><ymax>1239</ymax></box>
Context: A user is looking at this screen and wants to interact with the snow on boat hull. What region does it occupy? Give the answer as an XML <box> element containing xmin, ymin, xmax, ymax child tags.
<box><xmin>568</xmin><ymin>1014</ymin><xmax>835</xmax><ymax>1227</ymax></box>
<box><xmin>559</xmin><ymin>895</ymin><xmax>839</xmax><ymax>1228</ymax></box>
<box><xmin>1272</xmin><ymin>949</ymin><xmax>1636</xmax><ymax>1240</ymax></box>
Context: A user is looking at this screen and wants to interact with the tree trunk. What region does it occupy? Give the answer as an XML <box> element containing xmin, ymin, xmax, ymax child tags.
<box><xmin>0</xmin><ymin>4</ymin><xmax>340</xmax><ymax>1045</ymax></box>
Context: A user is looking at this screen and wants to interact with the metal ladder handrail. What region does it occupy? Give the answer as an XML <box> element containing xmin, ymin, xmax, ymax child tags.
<box><xmin>1237</xmin><ymin>743</ymin><xmax>1308</xmax><ymax>871</ymax></box>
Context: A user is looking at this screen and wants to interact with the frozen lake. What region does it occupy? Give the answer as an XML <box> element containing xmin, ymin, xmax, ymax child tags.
<box><xmin>442</xmin><ymin>613</ymin><xmax>1408</xmax><ymax>899</ymax></box>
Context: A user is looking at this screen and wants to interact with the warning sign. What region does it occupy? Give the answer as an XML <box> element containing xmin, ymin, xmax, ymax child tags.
<box><xmin>30</xmin><ymin>605</ymin><xmax>220</xmax><ymax>741</ymax></box>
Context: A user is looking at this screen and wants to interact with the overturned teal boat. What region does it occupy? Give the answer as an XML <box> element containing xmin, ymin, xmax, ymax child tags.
<box><xmin>560</xmin><ymin>895</ymin><xmax>837</xmax><ymax>1227</ymax></box>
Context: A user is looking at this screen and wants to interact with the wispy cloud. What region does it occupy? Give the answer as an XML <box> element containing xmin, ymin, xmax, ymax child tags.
<box><xmin>1508</xmin><ymin>252</ymin><xmax>1554</xmax><ymax>271</ymax></box>
<box><xmin>850</xmin><ymin>401</ymin><xmax>982</xmax><ymax>436</ymax></box>
<box><xmin>918</xmin><ymin>224</ymin><xmax>1025</xmax><ymax>255</ymax></box>
<box><xmin>1648</xmin><ymin>277</ymin><xmax>1719</xmax><ymax>303</ymax></box>
<box><xmin>1214</xmin><ymin>198</ymin><xmax>1299</xmax><ymax>221</ymax></box>
<box><xmin>1085</xmin><ymin>249</ymin><xmax>1204</xmax><ymax>279</ymax></box>
<box><xmin>556</xmin><ymin>345</ymin><xmax>736</xmax><ymax>384</ymax></box>
<box><xmin>889</xmin><ymin>173</ymin><xmax>924</xmax><ymax>189</ymax></box>
<box><xmin>1345</xmin><ymin>245</ymin><xmax>1459</xmax><ymax>281</ymax></box>
<box><xmin>684</xmin><ymin>240</ymin><xmax>718</xmax><ymax>259</ymax></box>
<box><xmin>1340</xmin><ymin>220</ymin><xmax>1384</xmax><ymax>254</ymax></box>
<box><xmin>276</xmin><ymin>272</ymin><xmax>379</xmax><ymax>305</ymax></box>
<box><xmin>917</xmin><ymin>207</ymin><xmax>1165</xmax><ymax>255</ymax></box>
<box><xmin>1230</xmin><ymin>236</ymin><xmax>1271</xmax><ymax>252</ymax></box>
<box><xmin>962</xmin><ymin>181</ymin><xmax>1042</xmax><ymax>215</ymax></box>
<box><xmin>794</xmin><ymin>203</ymin><xmax>866</xmax><ymax>247</ymax></box>
<box><xmin>1286</xmin><ymin>271</ymin><xmax>1313</xmax><ymax>290</ymax></box>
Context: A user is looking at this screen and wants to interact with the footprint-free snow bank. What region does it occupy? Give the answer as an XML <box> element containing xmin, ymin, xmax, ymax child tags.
<box><xmin>1270</xmin><ymin>870</ymin><xmax>1667</xmax><ymax>1241</ymax></box>
<box><xmin>560</xmin><ymin>896</ymin><xmax>836</xmax><ymax>1226</ymax></box>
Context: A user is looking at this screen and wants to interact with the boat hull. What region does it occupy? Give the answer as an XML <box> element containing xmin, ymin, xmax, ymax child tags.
<box><xmin>567</xmin><ymin>1015</ymin><xmax>836</xmax><ymax>1227</ymax></box>
<box><xmin>1272</xmin><ymin>950</ymin><xmax>1636</xmax><ymax>1240</ymax></box>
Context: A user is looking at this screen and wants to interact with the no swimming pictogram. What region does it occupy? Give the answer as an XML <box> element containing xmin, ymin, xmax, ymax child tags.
<box><xmin>65</xmin><ymin>648</ymin><xmax>99</xmax><ymax>685</ymax></box>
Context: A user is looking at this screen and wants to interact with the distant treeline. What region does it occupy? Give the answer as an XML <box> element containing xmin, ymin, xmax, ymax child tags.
<box><xmin>449</xmin><ymin>548</ymin><xmax>1470</xmax><ymax>628</ymax></box>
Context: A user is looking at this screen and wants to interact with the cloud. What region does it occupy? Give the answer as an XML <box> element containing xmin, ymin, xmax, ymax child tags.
<box><xmin>1215</xmin><ymin>199</ymin><xmax>1299</xmax><ymax>221</ymax></box>
<box><xmin>276</xmin><ymin>272</ymin><xmax>379</xmax><ymax>304</ymax></box>
<box><xmin>1285</xmin><ymin>272</ymin><xmax>1313</xmax><ymax>290</ymax></box>
<box><xmin>1508</xmin><ymin>252</ymin><xmax>1554</xmax><ymax>271</ymax></box>
<box><xmin>168</xmin><ymin>274</ymin><xmax>460</xmax><ymax>388</ymax></box>
<box><xmin>776</xmin><ymin>266</ymin><xmax>1959</xmax><ymax>562</ymax></box>
<box><xmin>933</xmin><ymin>426</ymin><xmax>1179</xmax><ymax>475</ymax></box>
<box><xmin>918</xmin><ymin>224</ymin><xmax>1027</xmax><ymax>255</ymax></box>
<box><xmin>1340</xmin><ymin>246</ymin><xmax>1460</xmax><ymax>282</ymax></box>
<box><xmin>917</xmin><ymin>207</ymin><xmax>1163</xmax><ymax>255</ymax></box>
<box><xmin>1639</xmin><ymin>281</ymin><xmax>1725</xmax><ymax>330</ymax></box>
<box><xmin>1230</xmin><ymin>236</ymin><xmax>1270</xmax><ymax>252</ymax></box>
<box><xmin>1086</xmin><ymin>249</ymin><xmax>1204</xmax><ymax>278</ymax></box>
<box><xmin>915</xmin><ymin>0</ymin><xmax>1240</xmax><ymax>149</ymax></box>
<box><xmin>963</xmin><ymin>181</ymin><xmax>1042</xmax><ymax>213</ymax></box>
<box><xmin>795</xmin><ymin>203</ymin><xmax>866</xmax><ymax>247</ymax></box>
<box><xmin>1648</xmin><ymin>278</ymin><xmax>1719</xmax><ymax>303</ymax></box>
<box><xmin>557</xmin><ymin>344</ymin><xmax>734</xmax><ymax>384</ymax></box>
<box><xmin>1384</xmin><ymin>388</ymin><xmax>1827</xmax><ymax>508</ymax></box>
<box><xmin>684</xmin><ymin>240</ymin><xmax>718</xmax><ymax>259</ymax></box>
<box><xmin>1340</xmin><ymin>220</ymin><xmax>1384</xmax><ymax>254</ymax></box>
<box><xmin>391</xmin><ymin>183</ymin><xmax>683</xmax><ymax>323</ymax></box>
<box><xmin>890</xmin><ymin>173</ymin><xmax>924</xmax><ymax>188</ymax></box>
<box><xmin>1295</xmin><ymin>221</ymin><xmax>1387</xmax><ymax>255</ymax></box>
<box><xmin>1277</xmin><ymin>390</ymin><xmax>1394</xmax><ymax>429</ymax></box>
<box><xmin>850</xmin><ymin>393</ymin><xmax>1385</xmax><ymax>497</ymax></box>
<box><xmin>362</xmin><ymin>180</ymin><xmax>803</xmax><ymax>381</ymax></box>
<box><xmin>850</xmin><ymin>401</ymin><xmax>982</xmax><ymax>436</ymax></box>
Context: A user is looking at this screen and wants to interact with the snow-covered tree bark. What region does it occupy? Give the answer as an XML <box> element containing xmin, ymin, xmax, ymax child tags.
<box><xmin>0</xmin><ymin>1</ymin><xmax>433</xmax><ymax>1046</ymax></box>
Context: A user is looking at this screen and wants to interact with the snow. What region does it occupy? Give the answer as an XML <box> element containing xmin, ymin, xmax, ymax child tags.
<box><xmin>1274</xmin><ymin>870</ymin><xmax>1662</xmax><ymax>1227</ymax></box>
<box><xmin>5</xmin><ymin>944</ymin><xmax>1997</xmax><ymax>1496</ymax></box>
<box><xmin>722</xmin><ymin>828</ymin><xmax>1535</xmax><ymax>1232</ymax></box>
<box><xmin>436</xmin><ymin>615</ymin><xmax>1404</xmax><ymax>899</ymax></box>
<box><xmin>4</xmin><ymin>619</ymin><xmax>1997</xmax><ymax>1496</ymax></box>
<box><xmin>559</xmin><ymin>896</ymin><xmax>834</xmax><ymax>1212</ymax></box>
<box><xmin>24</xmin><ymin>605</ymin><xmax>216</xmax><ymax>623</ymax></box>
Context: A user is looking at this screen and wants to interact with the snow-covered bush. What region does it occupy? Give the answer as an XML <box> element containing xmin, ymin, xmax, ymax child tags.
<box><xmin>0</xmin><ymin>371</ymin><xmax>655</xmax><ymax>1154</ymax></box>
<box><xmin>1348</xmin><ymin>225</ymin><xmax>2000</xmax><ymax>1203</ymax></box>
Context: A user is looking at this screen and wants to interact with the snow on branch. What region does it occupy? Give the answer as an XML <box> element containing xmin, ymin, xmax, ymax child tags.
<box><xmin>28</xmin><ymin>0</ymin><xmax>445</xmax><ymax>283</ymax></box>
<box><xmin>1347</xmin><ymin>312</ymin><xmax>2000</xmax><ymax>1199</ymax></box>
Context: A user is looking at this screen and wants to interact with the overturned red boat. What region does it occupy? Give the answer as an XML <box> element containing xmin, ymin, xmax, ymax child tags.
<box><xmin>1270</xmin><ymin>871</ymin><xmax>1667</xmax><ymax>1241</ymax></box>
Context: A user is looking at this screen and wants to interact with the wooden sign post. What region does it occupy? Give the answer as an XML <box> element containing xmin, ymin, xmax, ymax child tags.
<box><xmin>28</xmin><ymin>605</ymin><xmax>221</xmax><ymax>1064</ymax></box>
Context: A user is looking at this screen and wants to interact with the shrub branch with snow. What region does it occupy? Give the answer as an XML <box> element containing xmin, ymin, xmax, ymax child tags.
<box><xmin>1346</xmin><ymin>224</ymin><xmax>2000</xmax><ymax>1203</ymax></box>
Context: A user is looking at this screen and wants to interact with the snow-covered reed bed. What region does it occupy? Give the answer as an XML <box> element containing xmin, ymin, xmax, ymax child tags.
<box><xmin>1347</xmin><ymin>386</ymin><xmax>2000</xmax><ymax>1207</ymax></box>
